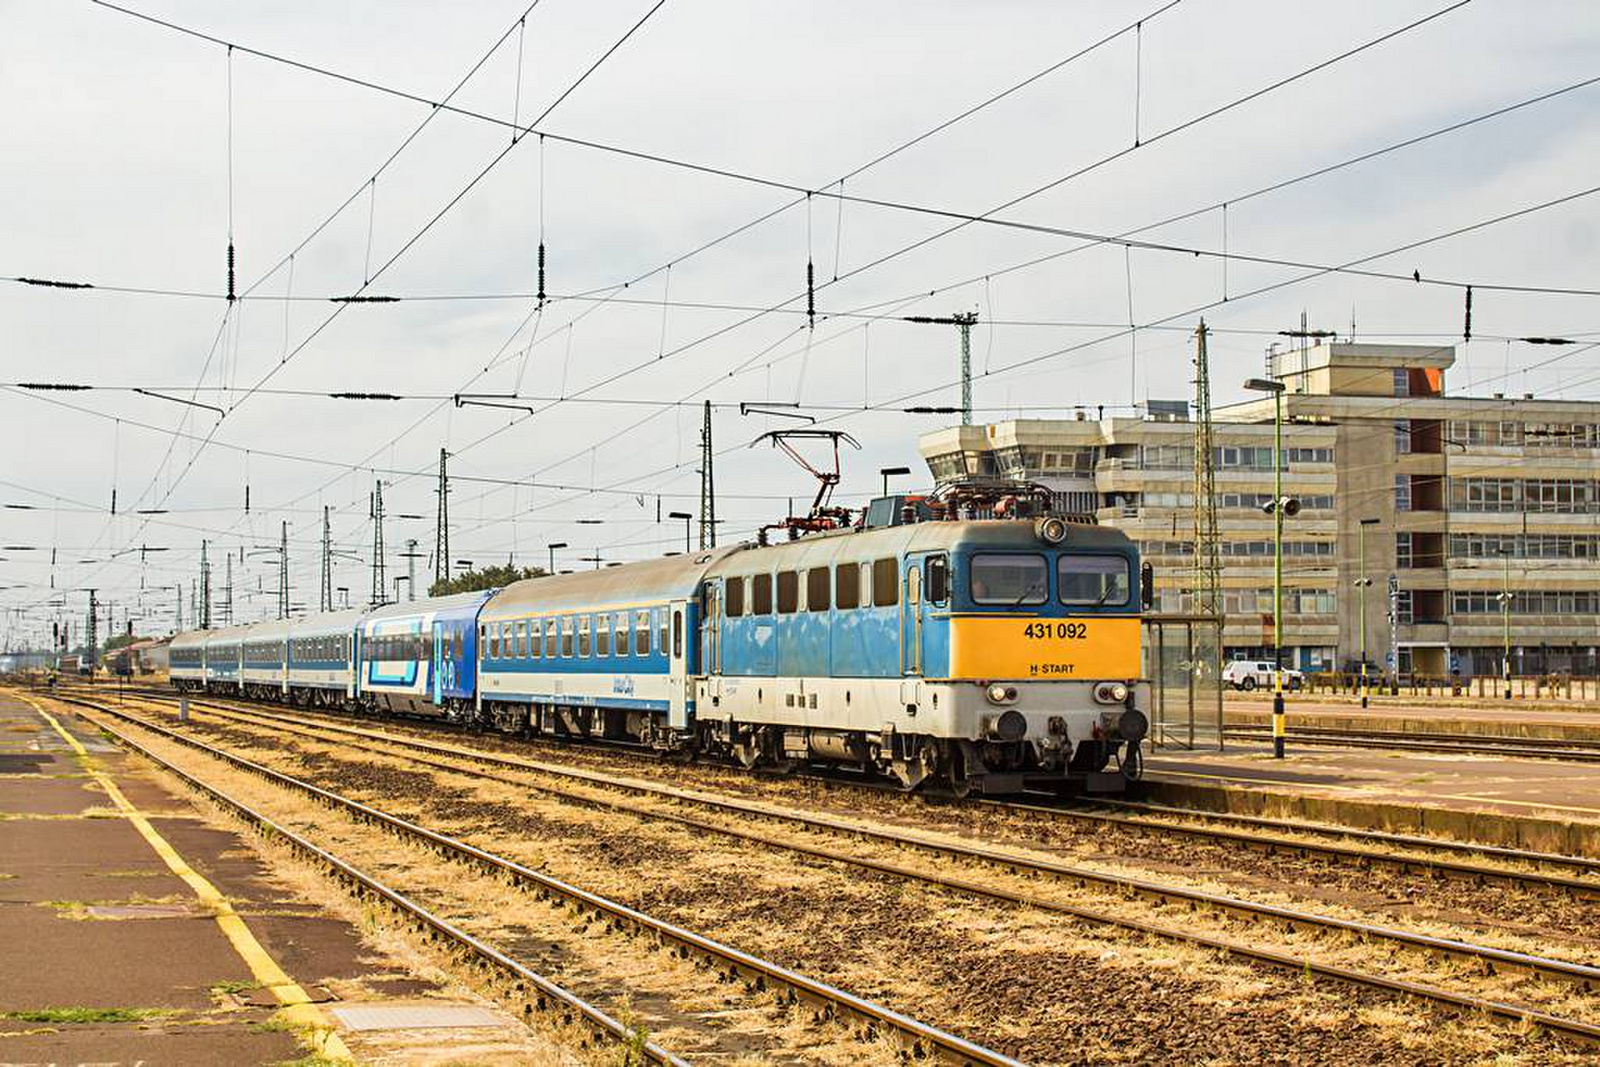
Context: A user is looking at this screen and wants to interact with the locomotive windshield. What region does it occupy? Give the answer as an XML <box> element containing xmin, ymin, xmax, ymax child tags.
<box><xmin>969</xmin><ymin>553</ymin><xmax>1048</xmax><ymax>605</ymax></box>
<box><xmin>1058</xmin><ymin>555</ymin><xmax>1131</xmax><ymax>606</ymax></box>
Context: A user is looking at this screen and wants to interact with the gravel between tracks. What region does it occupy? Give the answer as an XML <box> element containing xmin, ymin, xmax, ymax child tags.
<box><xmin>123</xmin><ymin>706</ymin><xmax>1595</xmax><ymax>1066</ymax></box>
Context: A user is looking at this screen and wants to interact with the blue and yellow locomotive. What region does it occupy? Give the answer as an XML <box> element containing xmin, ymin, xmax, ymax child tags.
<box><xmin>171</xmin><ymin>500</ymin><xmax>1150</xmax><ymax>794</ymax></box>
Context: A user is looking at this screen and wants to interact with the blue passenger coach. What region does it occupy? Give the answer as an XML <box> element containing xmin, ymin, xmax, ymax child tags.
<box><xmin>355</xmin><ymin>590</ymin><xmax>495</xmax><ymax>717</ymax></box>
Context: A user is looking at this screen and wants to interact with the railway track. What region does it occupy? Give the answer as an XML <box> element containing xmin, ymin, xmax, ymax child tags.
<box><xmin>1222</xmin><ymin>722</ymin><xmax>1600</xmax><ymax>762</ymax></box>
<box><xmin>49</xmin><ymin>692</ymin><xmax>1025</xmax><ymax>1066</ymax></box>
<box><xmin>61</xmin><ymin>681</ymin><xmax>1600</xmax><ymax>884</ymax></box>
<box><xmin>79</xmin><ymin>687</ymin><xmax>1600</xmax><ymax>1046</ymax></box>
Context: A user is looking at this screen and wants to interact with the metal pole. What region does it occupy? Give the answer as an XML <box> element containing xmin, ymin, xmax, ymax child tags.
<box><xmin>1502</xmin><ymin>549</ymin><xmax>1513</xmax><ymax>700</ymax></box>
<box><xmin>1272</xmin><ymin>389</ymin><xmax>1285</xmax><ymax>758</ymax></box>
<box><xmin>1358</xmin><ymin>520</ymin><xmax>1370</xmax><ymax>709</ymax></box>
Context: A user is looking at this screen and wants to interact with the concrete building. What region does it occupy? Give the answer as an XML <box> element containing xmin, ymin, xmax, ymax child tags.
<box><xmin>919</xmin><ymin>341</ymin><xmax>1600</xmax><ymax>678</ymax></box>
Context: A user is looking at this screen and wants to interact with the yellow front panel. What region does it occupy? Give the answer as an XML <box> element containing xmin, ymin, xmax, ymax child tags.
<box><xmin>948</xmin><ymin>616</ymin><xmax>1141</xmax><ymax>680</ymax></box>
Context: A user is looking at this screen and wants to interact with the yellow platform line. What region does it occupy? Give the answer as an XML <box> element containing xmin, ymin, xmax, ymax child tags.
<box><xmin>20</xmin><ymin>693</ymin><xmax>353</xmax><ymax>1062</ymax></box>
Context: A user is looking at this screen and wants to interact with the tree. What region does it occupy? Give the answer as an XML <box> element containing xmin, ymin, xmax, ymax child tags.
<box><xmin>428</xmin><ymin>563</ymin><xmax>548</xmax><ymax>598</ymax></box>
<box><xmin>103</xmin><ymin>632</ymin><xmax>138</xmax><ymax>654</ymax></box>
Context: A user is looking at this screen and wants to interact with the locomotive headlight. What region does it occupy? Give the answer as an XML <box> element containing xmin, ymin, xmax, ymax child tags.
<box><xmin>1034</xmin><ymin>516</ymin><xmax>1069</xmax><ymax>544</ymax></box>
<box><xmin>985</xmin><ymin>683</ymin><xmax>1019</xmax><ymax>705</ymax></box>
<box><xmin>1093</xmin><ymin>681</ymin><xmax>1130</xmax><ymax>705</ymax></box>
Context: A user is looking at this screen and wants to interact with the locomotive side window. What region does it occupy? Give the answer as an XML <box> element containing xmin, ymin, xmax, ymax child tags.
<box><xmin>835</xmin><ymin>564</ymin><xmax>860</xmax><ymax>610</ymax></box>
<box><xmin>926</xmin><ymin>554</ymin><xmax>950</xmax><ymax>604</ymax></box>
<box><xmin>726</xmin><ymin>577</ymin><xmax>745</xmax><ymax>617</ymax></box>
<box><xmin>871</xmin><ymin>558</ymin><xmax>899</xmax><ymax>607</ymax></box>
<box><xmin>970</xmin><ymin>553</ymin><xmax>1048</xmax><ymax>605</ymax></box>
<box><xmin>1058</xmin><ymin>555</ymin><xmax>1131</xmax><ymax>606</ymax></box>
<box><xmin>806</xmin><ymin>567</ymin><xmax>831</xmax><ymax>612</ymax></box>
<box><xmin>752</xmin><ymin>574</ymin><xmax>773</xmax><ymax>615</ymax></box>
<box><xmin>776</xmin><ymin>571</ymin><xmax>799</xmax><ymax>613</ymax></box>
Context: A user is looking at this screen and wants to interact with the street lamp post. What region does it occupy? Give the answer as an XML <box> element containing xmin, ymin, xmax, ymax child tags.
<box><xmin>1357</xmin><ymin>518</ymin><xmax>1379</xmax><ymax>709</ymax></box>
<box><xmin>667</xmin><ymin>512</ymin><xmax>693</xmax><ymax>553</ymax></box>
<box><xmin>547</xmin><ymin>542</ymin><xmax>567</xmax><ymax>575</ymax></box>
<box><xmin>880</xmin><ymin>466</ymin><xmax>912</xmax><ymax>497</ymax></box>
<box><xmin>1245</xmin><ymin>377</ymin><xmax>1289</xmax><ymax>757</ymax></box>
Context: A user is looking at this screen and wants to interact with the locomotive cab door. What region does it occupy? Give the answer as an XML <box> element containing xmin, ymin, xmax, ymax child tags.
<box><xmin>668</xmin><ymin>600</ymin><xmax>690</xmax><ymax>729</ymax></box>
<box><xmin>901</xmin><ymin>562</ymin><xmax>923</xmax><ymax>676</ymax></box>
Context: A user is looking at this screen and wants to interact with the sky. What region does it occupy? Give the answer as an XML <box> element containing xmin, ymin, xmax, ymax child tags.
<box><xmin>3</xmin><ymin>0</ymin><xmax>1599</xmax><ymax>644</ymax></box>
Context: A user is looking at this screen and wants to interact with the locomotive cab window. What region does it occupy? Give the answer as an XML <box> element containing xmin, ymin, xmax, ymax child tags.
<box><xmin>925</xmin><ymin>554</ymin><xmax>950</xmax><ymax>604</ymax></box>
<box><xmin>1058</xmin><ymin>555</ymin><xmax>1131</xmax><ymax>606</ymax></box>
<box><xmin>970</xmin><ymin>553</ymin><xmax>1048</xmax><ymax>605</ymax></box>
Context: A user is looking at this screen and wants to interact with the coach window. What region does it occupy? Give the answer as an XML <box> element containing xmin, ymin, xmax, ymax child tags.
<box><xmin>776</xmin><ymin>571</ymin><xmax>799</xmax><ymax>613</ymax></box>
<box><xmin>636</xmin><ymin>610</ymin><xmax>651</xmax><ymax>655</ymax></box>
<box><xmin>971</xmin><ymin>553</ymin><xmax>1047</xmax><ymax>605</ymax></box>
<box><xmin>578</xmin><ymin>616</ymin><xmax>592</xmax><ymax>657</ymax></box>
<box><xmin>752</xmin><ymin>573</ymin><xmax>773</xmax><ymax>615</ymax></box>
<box><xmin>835</xmin><ymin>563</ymin><xmax>860</xmax><ymax>610</ymax></box>
<box><xmin>926</xmin><ymin>554</ymin><xmax>949</xmax><ymax>605</ymax></box>
<box><xmin>560</xmin><ymin>618</ymin><xmax>573</xmax><ymax>657</ymax></box>
<box><xmin>597</xmin><ymin>615</ymin><xmax>611</xmax><ymax>656</ymax></box>
<box><xmin>672</xmin><ymin>610</ymin><xmax>683</xmax><ymax>658</ymax></box>
<box><xmin>807</xmin><ymin>567</ymin><xmax>831</xmax><ymax>612</ymax></box>
<box><xmin>615</xmin><ymin>613</ymin><xmax>630</xmax><ymax>656</ymax></box>
<box><xmin>725</xmin><ymin>577</ymin><xmax>745</xmax><ymax>618</ymax></box>
<box><xmin>871</xmin><ymin>558</ymin><xmax>899</xmax><ymax>607</ymax></box>
<box><xmin>658</xmin><ymin>608</ymin><xmax>669</xmax><ymax>654</ymax></box>
<box><xmin>1058</xmin><ymin>555</ymin><xmax>1131</xmax><ymax>606</ymax></box>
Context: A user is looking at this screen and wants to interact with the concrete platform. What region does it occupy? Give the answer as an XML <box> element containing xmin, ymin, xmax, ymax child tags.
<box><xmin>0</xmin><ymin>688</ymin><xmax>537</xmax><ymax>1065</ymax></box>
<box><xmin>1143</xmin><ymin>738</ymin><xmax>1600</xmax><ymax>855</ymax></box>
<box><xmin>1219</xmin><ymin>695</ymin><xmax>1600</xmax><ymax>743</ymax></box>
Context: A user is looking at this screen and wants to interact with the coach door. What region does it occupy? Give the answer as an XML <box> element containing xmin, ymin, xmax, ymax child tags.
<box><xmin>431</xmin><ymin>622</ymin><xmax>446</xmax><ymax>704</ymax></box>
<box><xmin>901</xmin><ymin>562</ymin><xmax>923</xmax><ymax>676</ymax></box>
<box><xmin>668</xmin><ymin>600</ymin><xmax>690</xmax><ymax>729</ymax></box>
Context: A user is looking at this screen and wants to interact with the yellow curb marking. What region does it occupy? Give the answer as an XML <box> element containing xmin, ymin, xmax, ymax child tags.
<box><xmin>19</xmin><ymin>693</ymin><xmax>354</xmax><ymax>1062</ymax></box>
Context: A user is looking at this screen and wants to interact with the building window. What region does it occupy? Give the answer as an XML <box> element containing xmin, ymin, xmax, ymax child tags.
<box><xmin>1395</xmin><ymin>475</ymin><xmax>1411</xmax><ymax>511</ymax></box>
<box><xmin>1393</xmin><ymin>368</ymin><xmax>1409</xmax><ymax>397</ymax></box>
<box><xmin>1395</xmin><ymin>590</ymin><xmax>1413</xmax><ymax>625</ymax></box>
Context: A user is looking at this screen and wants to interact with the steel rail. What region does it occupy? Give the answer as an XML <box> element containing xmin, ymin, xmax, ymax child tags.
<box><xmin>81</xmin><ymin>690</ymin><xmax>1600</xmax><ymax>1047</ymax></box>
<box><xmin>53</xmin><ymin>694</ymin><xmax>1026</xmax><ymax>1067</ymax></box>
<box><xmin>109</xmin><ymin>691</ymin><xmax>1600</xmax><ymax>1000</ymax></box>
<box><xmin>43</xmin><ymin>697</ymin><xmax>686</xmax><ymax>1066</ymax></box>
<box><xmin>55</xmin><ymin>681</ymin><xmax>1600</xmax><ymax>881</ymax></box>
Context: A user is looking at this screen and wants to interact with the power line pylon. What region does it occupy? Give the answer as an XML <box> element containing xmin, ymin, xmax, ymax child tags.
<box><xmin>954</xmin><ymin>311</ymin><xmax>977</xmax><ymax>425</ymax></box>
<box><xmin>370</xmin><ymin>480</ymin><xmax>387</xmax><ymax>608</ymax></box>
<box><xmin>278</xmin><ymin>521</ymin><xmax>289</xmax><ymax>619</ymax></box>
<box><xmin>320</xmin><ymin>505</ymin><xmax>333</xmax><ymax>612</ymax></box>
<box><xmin>1192</xmin><ymin>320</ymin><xmax>1222</xmax><ymax>621</ymax></box>
<box><xmin>223</xmin><ymin>552</ymin><xmax>233</xmax><ymax>625</ymax></box>
<box><xmin>698</xmin><ymin>400</ymin><xmax>716</xmax><ymax>549</ymax></box>
<box><xmin>199</xmin><ymin>540</ymin><xmax>212</xmax><ymax>630</ymax></box>
<box><xmin>434</xmin><ymin>448</ymin><xmax>450</xmax><ymax>585</ymax></box>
